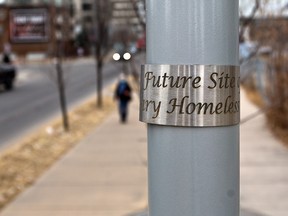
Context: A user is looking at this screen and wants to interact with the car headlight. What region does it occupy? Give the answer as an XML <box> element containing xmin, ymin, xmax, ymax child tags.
<box><xmin>123</xmin><ymin>52</ymin><xmax>131</xmax><ymax>60</ymax></box>
<box><xmin>113</xmin><ymin>53</ymin><xmax>121</xmax><ymax>61</ymax></box>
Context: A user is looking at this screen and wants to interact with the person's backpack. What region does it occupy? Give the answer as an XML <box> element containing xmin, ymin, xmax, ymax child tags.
<box><xmin>118</xmin><ymin>81</ymin><xmax>131</xmax><ymax>101</ymax></box>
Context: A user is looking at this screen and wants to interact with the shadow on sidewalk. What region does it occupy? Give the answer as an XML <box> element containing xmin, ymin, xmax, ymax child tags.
<box><xmin>241</xmin><ymin>208</ymin><xmax>269</xmax><ymax>216</ymax></box>
<box><xmin>126</xmin><ymin>209</ymin><xmax>147</xmax><ymax>216</ymax></box>
<box><xmin>127</xmin><ymin>207</ymin><xmax>268</xmax><ymax>216</ymax></box>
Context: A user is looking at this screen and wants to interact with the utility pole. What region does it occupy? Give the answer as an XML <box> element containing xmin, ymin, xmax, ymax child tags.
<box><xmin>140</xmin><ymin>1</ymin><xmax>239</xmax><ymax>216</ymax></box>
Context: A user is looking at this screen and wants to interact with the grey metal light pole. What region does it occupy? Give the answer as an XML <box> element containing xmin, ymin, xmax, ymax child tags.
<box><xmin>140</xmin><ymin>1</ymin><xmax>239</xmax><ymax>216</ymax></box>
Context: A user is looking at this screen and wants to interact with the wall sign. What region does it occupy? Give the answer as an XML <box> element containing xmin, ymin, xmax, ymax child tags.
<box><xmin>10</xmin><ymin>8</ymin><xmax>49</xmax><ymax>43</ymax></box>
<box><xmin>140</xmin><ymin>64</ymin><xmax>240</xmax><ymax>127</ymax></box>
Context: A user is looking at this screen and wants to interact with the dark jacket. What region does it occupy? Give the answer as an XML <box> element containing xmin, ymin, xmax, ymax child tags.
<box><xmin>115</xmin><ymin>80</ymin><xmax>132</xmax><ymax>102</ymax></box>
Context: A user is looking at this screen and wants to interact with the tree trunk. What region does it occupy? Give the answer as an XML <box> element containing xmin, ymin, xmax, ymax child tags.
<box><xmin>56</xmin><ymin>54</ymin><xmax>69</xmax><ymax>131</ymax></box>
<box><xmin>96</xmin><ymin>58</ymin><xmax>103</xmax><ymax>108</ymax></box>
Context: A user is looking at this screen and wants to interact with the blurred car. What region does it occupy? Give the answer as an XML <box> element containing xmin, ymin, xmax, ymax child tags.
<box><xmin>240</xmin><ymin>41</ymin><xmax>272</xmax><ymax>62</ymax></box>
<box><xmin>137</xmin><ymin>36</ymin><xmax>146</xmax><ymax>51</ymax></box>
<box><xmin>239</xmin><ymin>41</ymin><xmax>257</xmax><ymax>60</ymax></box>
<box><xmin>112</xmin><ymin>42</ymin><xmax>137</xmax><ymax>62</ymax></box>
<box><xmin>113</xmin><ymin>51</ymin><xmax>132</xmax><ymax>61</ymax></box>
<box><xmin>0</xmin><ymin>64</ymin><xmax>16</xmax><ymax>91</ymax></box>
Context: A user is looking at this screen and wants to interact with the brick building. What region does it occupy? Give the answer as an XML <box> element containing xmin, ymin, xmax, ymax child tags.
<box><xmin>0</xmin><ymin>0</ymin><xmax>75</xmax><ymax>58</ymax></box>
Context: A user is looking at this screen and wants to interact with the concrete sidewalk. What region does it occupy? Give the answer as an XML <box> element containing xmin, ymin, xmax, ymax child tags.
<box><xmin>1</xmin><ymin>89</ymin><xmax>288</xmax><ymax>216</ymax></box>
<box><xmin>0</xmin><ymin>95</ymin><xmax>148</xmax><ymax>216</ymax></box>
<box><xmin>240</xmin><ymin>90</ymin><xmax>288</xmax><ymax>216</ymax></box>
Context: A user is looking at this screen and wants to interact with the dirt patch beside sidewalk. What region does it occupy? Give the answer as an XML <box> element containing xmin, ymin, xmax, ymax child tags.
<box><xmin>0</xmin><ymin>96</ymin><xmax>116</xmax><ymax>210</ymax></box>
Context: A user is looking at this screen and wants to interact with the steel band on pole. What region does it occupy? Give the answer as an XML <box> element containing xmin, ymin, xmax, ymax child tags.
<box><xmin>140</xmin><ymin>64</ymin><xmax>240</xmax><ymax>127</ymax></box>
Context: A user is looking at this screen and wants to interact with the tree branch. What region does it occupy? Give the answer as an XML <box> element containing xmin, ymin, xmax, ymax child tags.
<box><xmin>130</xmin><ymin>0</ymin><xmax>146</xmax><ymax>30</ymax></box>
<box><xmin>239</xmin><ymin>0</ymin><xmax>260</xmax><ymax>42</ymax></box>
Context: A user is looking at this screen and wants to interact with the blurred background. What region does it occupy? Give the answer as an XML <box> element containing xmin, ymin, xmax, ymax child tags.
<box><xmin>239</xmin><ymin>0</ymin><xmax>288</xmax><ymax>134</ymax></box>
<box><xmin>0</xmin><ymin>0</ymin><xmax>146</xmax><ymax>147</ymax></box>
<box><xmin>0</xmin><ymin>0</ymin><xmax>288</xmax><ymax>215</ymax></box>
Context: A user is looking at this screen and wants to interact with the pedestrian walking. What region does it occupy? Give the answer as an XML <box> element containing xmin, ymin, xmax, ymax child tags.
<box><xmin>115</xmin><ymin>74</ymin><xmax>132</xmax><ymax>123</ymax></box>
<box><xmin>2</xmin><ymin>43</ymin><xmax>11</xmax><ymax>64</ymax></box>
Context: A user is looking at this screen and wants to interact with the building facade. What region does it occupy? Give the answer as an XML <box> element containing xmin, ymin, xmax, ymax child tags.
<box><xmin>74</xmin><ymin>0</ymin><xmax>145</xmax><ymax>39</ymax></box>
<box><xmin>0</xmin><ymin>0</ymin><xmax>75</xmax><ymax>57</ymax></box>
<box><xmin>0</xmin><ymin>0</ymin><xmax>145</xmax><ymax>57</ymax></box>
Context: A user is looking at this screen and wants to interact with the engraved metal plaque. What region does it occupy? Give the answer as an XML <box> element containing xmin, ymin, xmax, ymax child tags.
<box><xmin>139</xmin><ymin>64</ymin><xmax>240</xmax><ymax>127</ymax></box>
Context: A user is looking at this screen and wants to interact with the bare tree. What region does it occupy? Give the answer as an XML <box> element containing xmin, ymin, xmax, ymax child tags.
<box><xmin>240</xmin><ymin>0</ymin><xmax>288</xmax><ymax>134</ymax></box>
<box><xmin>239</xmin><ymin>0</ymin><xmax>260</xmax><ymax>42</ymax></box>
<box><xmin>130</xmin><ymin>0</ymin><xmax>146</xmax><ymax>31</ymax></box>
<box><xmin>239</xmin><ymin>0</ymin><xmax>261</xmax><ymax>65</ymax></box>
<box><xmin>93</xmin><ymin>0</ymin><xmax>112</xmax><ymax>108</ymax></box>
<box><xmin>53</xmin><ymin>1</ymin><xmax>71</xmax><ymax>131</ymax></box>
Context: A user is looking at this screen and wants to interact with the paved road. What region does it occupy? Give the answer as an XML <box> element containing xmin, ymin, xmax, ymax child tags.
<box><xmin>0</xmin><ymin>57</ymin><xmax>142</xmax><ymax>150</ymax></box>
